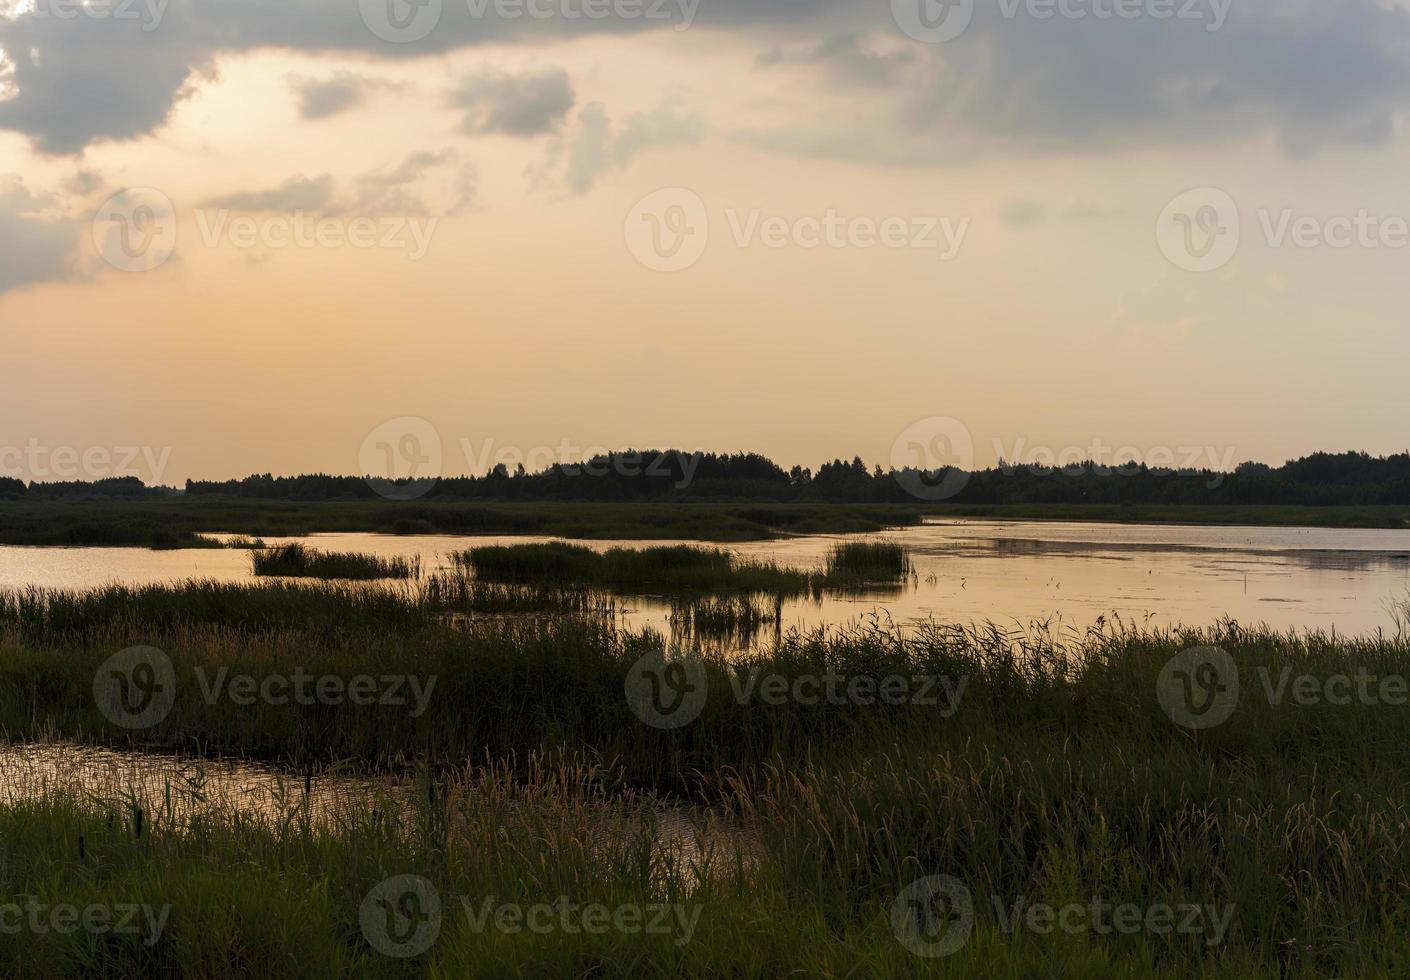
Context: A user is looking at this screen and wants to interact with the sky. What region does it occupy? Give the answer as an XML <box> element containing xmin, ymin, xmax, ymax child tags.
<box><xmin>0</xmin><ymin>0</ymin><xmax>1407</xmax><ymax>485</ymax></box>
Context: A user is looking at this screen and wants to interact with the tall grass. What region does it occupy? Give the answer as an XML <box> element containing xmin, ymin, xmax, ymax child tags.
<box><xmin>455</xmin><ymin>541</ymin><xmax>914</xmax><ymax>597</ymax></box>
<box><xmin>822</xmin><ymin>540</ymin><xmax>911</xmax><ymax>583</ymax></box>
<box><xmin>0</xmin><ymin>576</ymin><xmax>622</xmax><ymax>643</ymax></box>
<box><xmin>455</xmin><ymin>542</ymin><xmax>818</xmax><ymax>596</ymax></box>
<box><xmin>250</xmin><ymin>542</ymin><xmax>421</xmax><ymax>580</ymax></box>
<box><xmin>0</xmin><ymin>499</ymin><xmax>927</xmax><ymax>548</ymax></box>
<box><xmin>669</xmin><ymin>595</ymin><xmax>782</xmax><ymax>648</ymax></box>
<box><xmin>4</xmin><ymin>733</ymin><xmax>1409</xmax><ymax>976</ymax></box>
<box><xmin>3</xmin><ymin>581</ymin><xmax>1410</xmax><ymax>973</ymax></box>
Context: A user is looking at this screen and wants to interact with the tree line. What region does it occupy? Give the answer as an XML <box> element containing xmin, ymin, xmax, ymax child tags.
<box><xmin>4</xmin><ymin>449</ymin><xmax>1410</xmax><ymax>507</ymax></box>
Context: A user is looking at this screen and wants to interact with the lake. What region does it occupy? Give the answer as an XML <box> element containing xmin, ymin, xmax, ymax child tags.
<box><xmin>1</xmin><ymin>518</ymin><xmax>1406</xmax><ymax>636</ymax></box>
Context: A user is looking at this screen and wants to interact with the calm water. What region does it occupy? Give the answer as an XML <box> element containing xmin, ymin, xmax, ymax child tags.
<box><xmin>3</xmin><ymin>520</ymin><xmax>1407</xmax><ymax>825</ymax></box>
<box><xmin>0</xmin><ymin>518</ymin><xmax>1407</xmax><ymax>635</ymax></box>
<box><xmin>0</xmin><ymin>742</ymin><xmax>740</xmax><ymax>867</ymax></box>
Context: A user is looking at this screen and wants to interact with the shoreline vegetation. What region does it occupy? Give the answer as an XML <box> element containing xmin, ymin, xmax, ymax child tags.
<box><xmin>1</xmin><ymin>574</ymin><xmax>1409</xmax><ymax>974</ymax></box>
<box><xmin>250</xmin><ymin>542</ymin><xmax>421</xmax><ymax>580</ymax></box>
<box><xmin>0</xmin><ymin>447</ymin><xmax>1407</xmax><ymax>549</ymax></box>
<box><xmin>454</xmin><ymin>541</ymin><xmax>911</xmax><ymax>595</ymax></box>
<box><xmin>0</xmin><ymin>499</ymin><xmax>1405</xmax><ymax>551</ymax></box>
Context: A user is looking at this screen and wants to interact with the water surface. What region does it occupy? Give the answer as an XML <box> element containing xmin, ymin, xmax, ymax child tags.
<box><xmin>0</xmin><ymin>518</ymin><xmax>1406</xmax><ymax>635</ymax></box>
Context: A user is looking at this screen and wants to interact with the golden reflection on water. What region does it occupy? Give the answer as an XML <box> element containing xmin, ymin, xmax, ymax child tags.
<box><xmin>0</xmin><ymin>519</ymin><xmax>1406</xmax><ymax>635</ymax></box>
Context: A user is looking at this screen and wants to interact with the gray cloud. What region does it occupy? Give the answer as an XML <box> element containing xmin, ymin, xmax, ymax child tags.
<box><xmin>449</xmin><ymin>67</ymin><xmax>575</xmax><ymax>136</ymax></box>
<box><xmin>1001</xmin><ymin>199</ymin><xmax>1046</xmax><ymax>229</ymax></box>
<box><xmin>0</xmin><ymin>178</ymin><xmax>79</xmax><ymax>293</ymax></box>
<box><xmin>288</xmin><ymin>71</ymin><xmax>400</xmax><ymax>120</ymax></box>
<box><xmin>0</xmin><ymin>13</ymin><xmax>208</xmax><ymax>155</ymax></box>
<box><xmin>756</xmin><ymin>33</ymin><xmax>917</xmax><ymax>88</ymax></box>
<box><xmin>744</xmin><ymin>0</ymin><xmax>1410</xmax><ymax>164</ymax></box>
<box><xmin>204</xmin><ymin>152</ymin><xmax>476</xmax><ymax>217</ymax></box>
<box><xmin>0</xmin><ymin>0</ymin><xmax>836</xmax><ymax>154</ymax></box>
<box><xmin>2</xmin><ymin>0</ymin><xmax>1409</xmax><ymax>167</ymax></box>
<box><xmin>559</xmin><ymin>100</ymin><xmax>704</xmax><ymax>193</ymax></box>
<box><xmin>355</xmin><ymin>150</ymin><xmax>478</xmax><ymax>215</ymax></box>
<box><xmin>205</xmin><ymin>175</ymin><xmax>336</xmax><ymax>213</ymax></box>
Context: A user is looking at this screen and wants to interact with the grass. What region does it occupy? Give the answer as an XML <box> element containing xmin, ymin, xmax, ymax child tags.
<box><xmin>7</xmin><ymin>751</ymin><xmax>1372</xmax><ymax>979</ymax></box>
<box><xmin>0</xmin><ymin>499</ymin><xmax>927</xmax><ymax>548</ymax></box>
<box><xmin>5</xmin><ymin>611</ymin><xmax>1410</xmax><ymax>974</ymax></box>
<box><xmin>669</xmin><ymin>595</ymin><xmax>782</xmax><ymax>648</ymax></box>
<box><xmin>822</xmin><ymin>541</ymin><xmax>911</xmax><ymax>583</ymax></box>
<box><xmin>454</xmin><ymin>542</ymin><xmax>819</xmax><ymax>596</ymax></box>
<box><xmin>6</xmin><ymin>578</ymin><xmax>1410</xmax><ymax>974</ymax></box>
<box><xmin>928</xmin><ymin>502</ymin><xmax>1410</xmax><ymax>528</ymax></box>
<box><xmin>0</xmin><ymin>500</ymin><xmax>1405</xmax><ymax>552</ymax></box>
<box><xmin>0</xmin><ymin>577</ymin><xmax>626</xmax><ymax>641</ymax></box>
<box><xmin>223</xmin><ymin>534</ymin><xmax>266</xmax><ymax>549</ymax></box>
<box><xmin>250</xmin><ymin>543</ymin><xmax>421</xmax><ymax>580</ymax></box>
<box><xmin>455</xmin><ymin>541</ymin><xmax>915</xmax><ymax>597</ymax></box>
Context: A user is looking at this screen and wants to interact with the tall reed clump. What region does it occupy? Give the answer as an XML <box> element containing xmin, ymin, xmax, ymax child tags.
<box><xmin>668</xmin><ymin>594</ymin><xmax>782</xmax><ymax>647</ymax></box>
<box><xmin>820</xmin><ymin>540</ymin><xmax>912</xmax><ymax>585</ymax></box>
<box><xmin>251</xmin><ymin>542</ymin><xmax>421</xmax><ymax>580</ymax></box>
<box><xmin>454</xmin><ymin>542</ymin><xmax>816</xmax><ymax>596</ymax></box>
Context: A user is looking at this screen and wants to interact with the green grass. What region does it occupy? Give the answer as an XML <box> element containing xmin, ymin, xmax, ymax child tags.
<box><xmin>250</xmin><ymin>543</ymin><xmax>421</xmax><ymax>580</ymax></box>
<box><xmin>0</xmin><ymin>577</ymin><xmax>620</xmax><ymax>641</ymax></box>
<box><xmin>0</xmin><ymin>499</ymin><xmax>927</xmax><ymax>548</ymax></box>
<box><xmin>0</xmin><ymin>500</ymin><xmax>1404</xmax><ymax>553</ymax></box>
<box><xmin>223</xmin><ymin>534</ymin><xmax>266</xmax><ymax>549</ymax></box>
<box><xmin>7</xmin><ymin>609</ymin><xmax>1410</xmax><ymax>975</ymax></box>
<box><xmin>455</xmin><ymin>541</ymin><xmax>915</xmax><ymax>597</ymax></box>
<box><xmin>668</xmin><ymin>594</ymin><xmax>782</xmax><ymax>648</ymax></box>
<box><xmin>4</xmin><ymin>756</ymin><xmax>1344</xmax><ymax>979</ymax></box>
<box><xmin>454</xmin><ymin>542</ymin><xmax>820</xmax><ymax>596</ymax></box>
<box><xmin>821</xmin><ymin>541</ymin><xmax>912</xmax><ymax>583</ymax></box>
<box><xmin>6</xmin><ymin>579</ymin><xmax>1410</xmax><ymax>974</ymax></box>
<box><xmin>928</xmin><ymin>502</ymin><xmax>1410</xmax><ymax>528</ymax></box>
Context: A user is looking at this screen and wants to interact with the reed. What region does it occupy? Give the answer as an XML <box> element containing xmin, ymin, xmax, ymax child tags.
<box><xmin>456</xmin><ymin>541</ymin><xmax>914</xmax><ymax>597</ymax></box>
<box><xmin>821</xmin><ymin>540</ymin><xmax>911</xmax><ymax>583</ymax></box>
<box><xmin>250</xmin><ymin>542</ymin><xmax>421</xmax><ymax>580</ymax></box>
